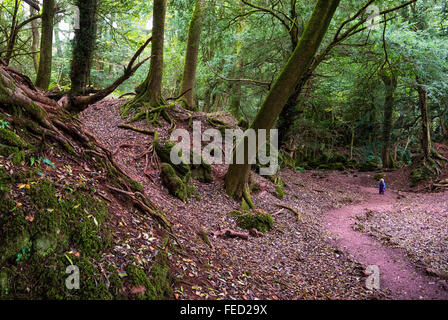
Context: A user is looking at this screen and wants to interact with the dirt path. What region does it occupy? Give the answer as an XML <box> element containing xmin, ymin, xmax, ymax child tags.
<box><xmin>323</xmin><ymin>186</ymin><xmax>448</xmax><ymax>299</ymax></box>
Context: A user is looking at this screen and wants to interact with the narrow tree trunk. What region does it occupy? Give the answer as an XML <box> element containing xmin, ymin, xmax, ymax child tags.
<box><xmin>35</xmin><ymin>0</ymin><xmax>56</xmax><ymax>90</ymax></box>
<box><xmin>179</xmin><ymin>0</ymin><xmax>204</xmax><ymax>110</ymax></box>
<box><xmin>438</xmin><ymin>108</ymin><xmax>448</xmax><ymax>142</ymax></box>
<box><xmin>379</xmin><ymin>70</ymin><xmax>398</xmax><ymax>168</ymax></box>
<box><xmin>70</xmin><ymin>0</ymin><xmax>98</xmax><ymax>97</ymax></box>
<box><xmin>417</xmin><ymin>82</ymin><xmax>431</xmax><ymax>160</ymax></box>
<box><xmin>4</xmin><ymin>0</ymin><xmax>19</xmax><ymax>65</ymax></box>
<box><xmin>225</xmin><ymin>0</ymin><xmax>341</xmax><ymax>199</ymax></box>
<box><xmin>229</xmin><ymin>3</ymin><xmax>245</xmax><ymax>119</ymax></box>
<box><xmin>30</xmin><ymin>7</ymin><xmax>40</xmax><ymax>73</ymax></box>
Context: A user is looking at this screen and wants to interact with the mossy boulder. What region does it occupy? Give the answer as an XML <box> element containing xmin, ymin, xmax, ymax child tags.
<box><xmin>160</xmin><ymin>163</ymin><xmax>199</xmax><ymax>202</ymax></box>
<box><xmin>328</xmin><ymin>162</ymin><xmax>345</xmax><ymax>171</ymax></box>
<box><xmin>236</xmin><ymin>210</ymin><xmax>274</xmax><ymax>233</ymax></box>
<box><xmin>155</xmin><ymin>139</ymin><xmax>212</xmax><ymax>183</ymax></box>
<box><xmin>154</xmin><ymin>140</ymin><xmax>190</xmax><ymax>177</ymax></box>
<box><xmin>329</xmin><ymin>153</ymin><xmax>347</xmax><ymax>165</ymax></box>
<box><xmin>358</xmin><ymin>161</ymin><xmax>380</xmax><ymax>172</ymax></box>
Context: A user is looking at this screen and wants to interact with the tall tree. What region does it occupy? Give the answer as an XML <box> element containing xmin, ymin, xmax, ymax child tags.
<box><xmin>229</xmin><ymin>2</ymin><xmax>245</xmax><ymax>119</ymax></box>
<box><xmin>225</xmin><ymin>0</ymin><xmax>341</xmax><ymax>201</ymax></box>
<box><xmin>35</xmin><ymin>0</ymin><xmax>56</xmax><ymax>90</ymax></box>
<box><xmin>122</xmin><ymin>0</ymin><xmax>167</xmax><ymax>115</ymax></box>
<box><xmin>70</xmin><ymin>0</ymin><xmax>99</xmax><ymax>97</ymax></box>
<box><xmin>30</xmin><ymin>6</ymin><xmax>40</xmax><ymax>73</ymax></box>
<box><xmin>417</xmin><ymin>79</ymin><xmax>431</xmax><ymax>160</ymax></box>
<box><xmin>379</xmin><ymin>69</ymin><xmax>398</xmax><ymax>168</ymax></box>
<box><xmin>179</xmin><ymin>0</ymin><xmax>204</xmax><ymax>110</ymax></box>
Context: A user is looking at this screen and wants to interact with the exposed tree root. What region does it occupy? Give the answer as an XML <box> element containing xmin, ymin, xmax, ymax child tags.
<box><xmin>0</xmin><ymin>60</ymin><xmax>178</xmax><ymax>245</ymax></box>
<box><xmin>213</xmin><ymin>228</ymin><xmax>249</xmax><ymax>240</ymax></box>
<box><xmin>275</xmin><ymin>204</ymin><xmax>302</xmax><ymax>222</ymax></box>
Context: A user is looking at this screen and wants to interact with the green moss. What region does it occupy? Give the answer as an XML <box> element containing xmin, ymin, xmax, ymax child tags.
<box><xmin>161</xmin><ymin>163</ymin><xmax>199</xmax><ymax>202</ymax></box>
<box><xmin>275</xmin><ymin>184</ymin><xmax>284</xmax><ymax>199</ymax></box>
<box><xmin>198</xmin><ymin>229</ymin><xmax>212</xmax><ymax>248</ymax></box>
<box><xmin>126</xmin><ymin>251</ymin><xmax>172</xmax><ymax>300</ymax></box>
<box><xmin>161</xmin><ymin>163</ymin><xmax>189</xmax><ymax>202</ymax></box>
<box><xmin>0</xmin><ymin>144</ymin><xmax>18</xmax><ymax>157</ymax></box>
<box><xmin>328</xmin><ymin>162</ymin><xmax>345</xmax><ymax>171</ymax></box>
<box><xmin>228</xmin><ymin>210</ymin><xmax>242</xmax><ymax>217</ymax></box>
<box><xmin>0</xmin><ymin>128</ymin><xmax>29</xmax><ymax>148</ymax></box>
<box><xmin>237</xmin><ymin>210</ymin><xmax>274</xmax><ymax>233</ymax></box>
<box><xmin>358</xmin><ymin>161</ymin><xmax>379</xmax><ymax>172</ymax></box>
<box><xmin>23</xmin><ymin>180</ymin><xmax>111</xmax><ymax>258</ymax></box>
<box><xmin>154</xmin><ymin>140</ymin><xmax>190</xmax><ymax>177</ymax></box>
<box><xmin>12</xmin><ymin>150</ymin><xmax>25</xmax><ymax>165</ymax></box>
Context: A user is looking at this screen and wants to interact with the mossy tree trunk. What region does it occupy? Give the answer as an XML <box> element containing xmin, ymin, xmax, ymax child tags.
<box><xmin>70</xmin><ymin>0</ymin><xmax>98</xmax><ymax>97</ymax></box>
<box><xmin>134</xmin><ymin>0</ymin><xmax>167</xmax><ymax>108</ymax></box>
<box><xmin>225</xmin><ymin>0</ymin><xmax>341</xmax><ymax>199</ymax></box>
<box><xmin>417</xmin><ymin>80</ymin><xmax>431</xmax><ymax>160</ymax></box>
<box><xmin>179</xmin><ymin>0</ymin><xmax>204</xmax><ymax>110</ymax></box>
<box><xmin>379</xmin><ymin>69</ymin><xmax>398</xmax><ymax>168</ymax></box>
<box><xmin>35</xmin><ymin>0</ymin><xmax>56</xmax><ymax>90</ymax></box>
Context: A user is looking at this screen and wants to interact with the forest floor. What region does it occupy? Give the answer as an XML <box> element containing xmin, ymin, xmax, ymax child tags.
<box><xmin>79</xmin><ymin>98</ymin><xmax>448</xmax><ymax>300</ymax></box>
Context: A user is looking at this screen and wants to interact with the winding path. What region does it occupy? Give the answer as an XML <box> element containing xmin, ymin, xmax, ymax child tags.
<box><xmin>323</xmin><ymin>187</ymin><xmax>448</xmax><ymax>299</ymax></box>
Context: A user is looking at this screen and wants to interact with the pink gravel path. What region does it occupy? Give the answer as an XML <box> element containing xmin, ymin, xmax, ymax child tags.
<box><xmin>323</xmin><ymin>186</ymin><xmax>448</xmax><ymax>299</ymax></box>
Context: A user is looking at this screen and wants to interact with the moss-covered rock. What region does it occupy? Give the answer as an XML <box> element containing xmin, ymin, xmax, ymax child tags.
<box><xmin>358</xmin><ymin>161</ymin><xmax>379</xmax><ymax>172</ymax></box>
<box><xmin>237</xmin><ymin>210</ymin><xmax>274</xmax><ymax>233</ymax></box>
<box><xmin>155</xmin><ymin>139</ymin><xmax>212</xmax><ymax>183</ymax></box>
<box><xmin>161</xmin><ymin>163</ymin><xmax>189</xmax><ymax>202</ymax></box>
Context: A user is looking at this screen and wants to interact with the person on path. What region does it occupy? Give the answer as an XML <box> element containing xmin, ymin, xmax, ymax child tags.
<box><xmin>379</xmin><ymin>178</ymin><xmax>386</xmax><ymax>195</ymax></box>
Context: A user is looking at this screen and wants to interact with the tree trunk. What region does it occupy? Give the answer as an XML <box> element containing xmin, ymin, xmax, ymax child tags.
<box><xmin>438</xmin><ymin>108</ymin><xmax>447</xmax><ymax>142</ymax></box>
<box><xmin>35</xmin><ymin>0</ymin><xmax>56</xmax><ymax>90</ymax></box>
<box><xmin>30</xmin><ymin>7</ymin><xmax>40</xmax><ymax>73</ymax></box>
<box><xmin>225</xmin><ymin>0</ymin><xmax>341</xmax><ymax>199</ymax></box>
<box><xmin>379</xmin><ymin>70</ymin><xmax>398</xmax><ymax>168</ymax></box>
<box><xmin>133</xmin><ymin>0</ymin><xmax>167</xmax><ymax>108</ymax></box>
<box><xmin>4</xmin><ymin>0</ymin><xmax>20</xmax><ymax>65</ymax></box>
<box><xmin>417</xmin><ymin>82</ymin><xmax>431</xmax><ymax>160</ymax></box>
<box><xmin>70</xmin><ymin>0</ymin><xmax>98</xmax><ymax>97</ymax></box>
<box><xmin>179</xmin><ymin>0</ymin><xmax>204</xmax><ymax>110</ymax></box>
<box><xmin>229</xmin><ymin>3</ymin><xmax>245</xmax><ymax>119</ymax></box>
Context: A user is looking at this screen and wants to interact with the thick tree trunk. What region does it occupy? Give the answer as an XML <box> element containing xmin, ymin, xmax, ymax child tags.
<box><xmin>417</xmin><ymin>82</ymin><xmax>431</xmax><ymax>160</ymax></box>
<box><xmin>70</xmin><ymin>0</ymin><xmax>98</xmax><ymax>97</ymax></box>
<box><xmin>379</xmin><ymin>70</ymin><xmax>398</xmax><ymax>168</ymax></box>
<box><xmin>134</xmin><ymin>0</ymin><xmax>167</xmax><ymax>107</ymax></box>
<box><xmin>179</xmin><ymin>0</ymin><xmax>204</xmax><ymax>110</ymax></box>
<box><xmin>225</xmin><ymin>0</ymin><xmax>341</xmax><ymax>199</ymax></box>
<box><xmin>35</xmin><ymin>0</ymin><xmax>56</xmax><ymax>90</ymax></box>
